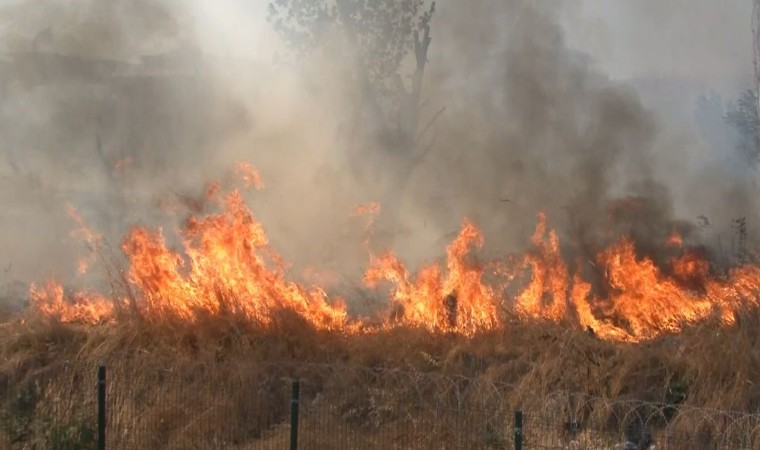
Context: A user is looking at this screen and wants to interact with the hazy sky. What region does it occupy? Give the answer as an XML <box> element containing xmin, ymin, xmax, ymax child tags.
<box><xmin>565</xmin><ymin>0</ymin><xmax>753</xmax><ymax>91</ymax></box>
<box><xmin>0</xmin><ymin>0</ymin><xmax>753</xmax><ymax>91</ymax></box>
<box><xmin>194</xmin><ymin>1</ymin><xmax>755</xmax><ymax>92</ymax></box>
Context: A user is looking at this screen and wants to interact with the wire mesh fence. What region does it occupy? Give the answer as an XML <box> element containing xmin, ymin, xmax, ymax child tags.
<box><xmin>0</xmin><ymin>362</ymin><xmax>98</xmax><ymax>449</ymax></box>
<box><xmin>2</xmin><ymin>361</ymin><xmax>760</xmax><ymax>449</ymax></box>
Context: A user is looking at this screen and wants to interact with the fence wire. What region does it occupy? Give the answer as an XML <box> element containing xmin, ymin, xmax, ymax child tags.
<box><xmin>2</xmin><ymin>362</ymin><xmax>760</xmax><ymax>449</ymax></box>
<box><xmin>0</xmin><ymin>362</ymin><xmax>97</xmax><ymax>449</ymax></box>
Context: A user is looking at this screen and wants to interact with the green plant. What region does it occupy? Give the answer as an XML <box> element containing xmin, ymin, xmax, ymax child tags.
<box><xmin>48</xmin><ymin>419</ymin><xmax>96</xmax><ymax>450</ymax></box>
<box><xmin>484</xmin><ymin>421</ymin><xmax>506</xmax><ymax>449</ymax></box>
<box><xmin>1</xmin><ymin>384</ymin><xmax>37</xmax><ymax>444</ymax></box>
<box><xmin>664</xmin><ymin>380</ymin><xmax>688</xmax><ymax>421</ymax></box>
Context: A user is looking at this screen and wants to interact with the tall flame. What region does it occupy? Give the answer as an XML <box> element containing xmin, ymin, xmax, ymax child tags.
<box><xmin>364</xmin><ymin>219</ymin><xmax>498</xmax><ymax>334</ymax></box>
<box><xmin>32</xmin><ymin>167</ymin><xmax>346</xmax><ymax>330</ymax></box>
<box><xmin>25</xmin><ymin>164</ymin><xmax>760</xmax><ymax>343</ymax></box>
<box><xmin>514</xmin><ymin>212</ymin><xmax>569</xmax><ymax>321</ymax></box>
<box><xmin>119</xmin><ymin>189</ymin><xmax>348</xmax><ymax>329</ymax></box>
<box><xmin>590</xmin><ymin>237</ymin><xmax>717</xmax><ymax>340</ymax></box>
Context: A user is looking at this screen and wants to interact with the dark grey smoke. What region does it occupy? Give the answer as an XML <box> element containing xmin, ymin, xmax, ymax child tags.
<box><xmin>0</xmin><ymin>0</ymin><xmax>757</xmax><ymax>301</ymax></box>
<box><xmin>411</xmin><ymin>2</ymin><xmax>664</xmax><ymax>253</ymax></box>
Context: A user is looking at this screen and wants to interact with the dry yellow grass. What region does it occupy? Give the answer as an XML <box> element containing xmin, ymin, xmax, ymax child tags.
<box><xmin>1</xmin><ymin>306</ymin><xmax>760</xmax><ymax>448</ymax></box>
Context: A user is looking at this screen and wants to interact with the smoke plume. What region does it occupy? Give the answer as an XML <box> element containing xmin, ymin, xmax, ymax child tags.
<box><xmin>0</xmin><ymin>0</ymin><xmax>756</xmax><ymax>302</ymax></box>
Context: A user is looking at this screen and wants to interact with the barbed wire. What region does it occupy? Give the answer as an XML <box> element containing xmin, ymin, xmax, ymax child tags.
<box><xmin>3</xmin><ymin>360</ymin><xmax>760</xmax><ymax>448</ymax></box>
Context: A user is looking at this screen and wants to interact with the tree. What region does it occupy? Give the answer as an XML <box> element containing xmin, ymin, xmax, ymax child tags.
<box><xmin>724</xmin><ymin>89</ymin><xmax>760</xmax><ymax>171</ymax></box>
<box><xmin>268</xmin><ymin>0</ymin><xmax>438</xmax><ymax>207</ymax></box>
<box><xmin>694</xmin><ymin>91</ymin><xmax>734</xmax><ymax>156</ymax></box>
<box><xmin>720</xmin><ymin>1</ymin><xmax>760</xmax><ymax>180</ymax></box>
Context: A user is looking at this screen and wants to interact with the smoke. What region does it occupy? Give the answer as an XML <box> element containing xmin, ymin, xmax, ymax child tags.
<box><xmin>422</xmin><ymin>3</ymin><xmax>658</xmax><ymax>242</ymax></box>
<box><xmin>0</xmin><ymin>0</ymin><xmax>757</xmax><ymax>299</ymax></box>
<box><xmin>399</xmin><ymin>1</ymin><xmax>760</xmax><ymax>266</ymax></box>
<box><xmin>0</xmin><ymin>0</ymin><xmax>183</xmax><ymax>57</ymax></box>
<box><xmin>563</xmin><ymin>0</ymin><xmax>754</xmax><ymax>90</ymax></box>
<box><xmin>559</xmin><ymin>1</ymin><xmax>760</xmax><ymax>250</ymax></box>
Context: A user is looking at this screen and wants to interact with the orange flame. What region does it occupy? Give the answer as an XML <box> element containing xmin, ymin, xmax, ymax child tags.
<box><xmin>30</xmin><ymin>281</ymin><xmax>114</xmax><ymax>324</ymax></box>
<box><xmin>66</xmin><ymin>204</ymin><xmax>102</xmax><ymax>274</ymax></box>
<box><xmin>514</xmin><ymin>212</ymin><xmax>569</xmax><ymax>321</ymax></box>
<box><xmin>234</xmin><ymin>162</ymin><xmax>265</xmax><ymax>190</ymax></box>
<box><xmin>34</xmin><ymin>171</ymin><xmax>347</xmax><ymax>329</ymax></box>
<box><xmin>590</xmin><ymin>237</ymin><xmax>716</xmax><ymax>340</ymax></box>
<box><xmin>119</xmin><ymin>189</ymin><xmax>347</xmax><ymax>329</ymax></box>
<box><xmin>666</xmin><ymin>230</ymin><xmax>684</xmax><ymax>247</ymax></box>
<box><xmin>353</xmin><ymin>202</ymin><xmax>381</xmax><ymax>217</ymax></box>
<box><xmin>364</xmin><ymin>219</ymin><xmax>499</xmax><ymax>335</ymax></box>
<box><xmin>353</xmin><ymin>202</ymin><xmax>381</xmax><ymax>231</ymax></box>
<box><xmin>25</xmin><ymin>164</ymin><xmax>760</xmax><ymax>343</ymax></box>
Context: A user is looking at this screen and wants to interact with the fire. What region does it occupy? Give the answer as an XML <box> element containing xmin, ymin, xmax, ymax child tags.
<box><xmin>23</xmin><ymin>163</ymin><xmax>760</xmax><ymax>343</ymax></box>
<box><xmin>352</xmin><ymin>202</ymin><xmax>381</xmax><ymax>232</ymax></box>
<box><xmin>234</xmin><ymin>162</ymin><xmax>265</xmax><ymax>190</ymax></box>
<box><xmin>66</xmin><ymin>204</ymin><xmax>102</xmax><ymax>274</ymax></box>
<box><xmin>30</xmin><ymin>281</ymin><xmax>114</xmax><ymax>324</ymax></box>
<box><xmin>508</xmin><ymin>218</ymin><xmax>758</xmax><ymax>341</ymax></box>
<box><xmin>666</xmin><ymin>230</ymin><xmax>684</xmax><ymax>247</ymax></box>
<box><xmin>589</xmin><ymin>237</ymin><xmax>716</xmax><ymax>340</ymax></box>
<box><xmin>363</xmin><ymin>219</ymin><xmax>499</xmax><ymax>334</ymax></box>
<box><xmin>353</xmin><ymin>202</ymin><xmax>381</xmax><ymax>218</ymax></box>
<box><xmin>513</xmin><ymin>212</ymin><xmax>569</xmax><ymax>321</ymax></box>
<box><xmin>353</xmin><ymin>202</ymin><xmax>382</xmax><ymax>251</ymax></box>
<box><xmin>671</xmin><ymin>249</ymin><xmax>710</xmax><ymax>286</ymax></box>
<box><xmin>119</xmin><ymin>188</ymin><xmax>348</xmax><ymax>329</ymax></box>
<box><xmin>32</xmin><ymin>168</ymin><xmax>347</xmax><ymax>329</ymax></box>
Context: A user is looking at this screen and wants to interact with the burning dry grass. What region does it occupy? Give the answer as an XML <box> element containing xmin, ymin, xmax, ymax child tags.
<box><xmin>4</xmin><ymin>164</ymin><xmax>760</xmax><ymax>446</ymax></box>
<box><xmin>24</xmin><ymin>165</ymin><xmax>760</xmax><ymax>345</ymax></box>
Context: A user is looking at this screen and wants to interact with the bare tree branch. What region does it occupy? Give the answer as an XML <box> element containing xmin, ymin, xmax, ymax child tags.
<box><xmin>416</xmin><ymin>105</ymin><xmax>446</xmax><ymax>143</ymax></box>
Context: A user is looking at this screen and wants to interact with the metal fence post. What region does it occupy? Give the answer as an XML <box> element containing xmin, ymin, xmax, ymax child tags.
<box><xmin>514</xmin><ymin>410</ymin><xmax>523</xmax><ymax>450</ymax></box>
<box><xmin>290</xmin><ymin>379</ymin><xmax>300</xmax><ymax>450</ymax></box>
<box><xmin>97</xmin><ymin>366</ymin><xmax>106</xmax><ymax>450</ymax></box>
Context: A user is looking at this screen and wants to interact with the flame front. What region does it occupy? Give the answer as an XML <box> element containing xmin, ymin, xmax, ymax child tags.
<box><xmin>119</xmin><ymin>189</ymin><xmax>348</xmax><ymax>329</ymax></box>
<box><xmin>364</xmin><ymin>219</ymin><xmax>498</xmax><ymax>334</ymax></box>
<box><xmin>26</xmin><ymin>164</ymin><xmax>760</xmax><ymax>342</ymax></box>
<box><xmin>33</xmin><ymin>169</ymin><xmax>347</xmax><ymax>330</ymax></box>
<box><xmin>589</xmin><ymin>237</ymin><xmax>717</xmax><ymax>340</ymax></box>
<box><xmin>513</xmin><ymin>212</ymin><xmax>569</xmax><ymax>322</ymax></box>
<box><xmin>30</xmin><ymin>281</ymin><xmax>113</xmax><ymax>324</ymax></box>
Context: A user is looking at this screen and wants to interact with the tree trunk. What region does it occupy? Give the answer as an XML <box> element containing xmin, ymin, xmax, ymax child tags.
<box><xmin>334</xmin><ymin>0</ymin><xmax>388</xmax><ymax>134</ymax></box>
<box><xmin>335</xmin><ymin>0</ymin><xmax>437</xmax><ymax>219</ymax></box>
<box><xmin>386</xmin><ymin>22</ymin><xmax>440</xmax><ymax>217</ymax></box>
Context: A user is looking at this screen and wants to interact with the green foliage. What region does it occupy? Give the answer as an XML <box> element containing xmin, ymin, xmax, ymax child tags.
<box><xmin>1</xmin><ymin>385</ymin><xmax>37</xmax><ymax>443</ymax></box>
<box><xmin>48</xmin><ymin>420</ymin><xmax>96</xmax><ymax>450</ymax></box>
<box><xmin>484</xmin><ymin>421</ymin><xmax>506</xmax><ymax>449</ymax></box>
<box><xmin>1</xmin><ymin>383</ymin><xmax>95</xmax><ymax>449</ymax></box>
